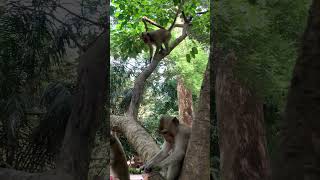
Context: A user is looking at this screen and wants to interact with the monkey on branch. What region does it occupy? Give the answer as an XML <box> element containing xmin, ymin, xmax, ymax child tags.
<box><xmin>140</xmin><ymin>2</ymin><xmax>188</xmax><ymax>63</ymax></box>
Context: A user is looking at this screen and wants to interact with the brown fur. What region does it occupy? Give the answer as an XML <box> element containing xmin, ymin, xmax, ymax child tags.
<box><xmin>141</xmin><ymin>8</ymin><xmax>180</xmax><ymax>62</ymax></box>
<box><xmin>143</xmin><ymin>115</ymin><xmax>191</xmax><ymax>180</ymax></box>
<box><xmin>110</xmin><ymin>133</ymin><xmax>130</xmax><ymax>180</ymax></box>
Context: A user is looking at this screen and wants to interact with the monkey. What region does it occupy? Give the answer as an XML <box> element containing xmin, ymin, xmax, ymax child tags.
<box><xmin>142</xmin><ymin>115</ymin><xmax>191</xmax><ymax>180</ymax></box>
<box><xmin>141</xmin><ymin>7</ymin><xmax>181</xmax><ymax>63</ymax></box>
<box><xmin>110</xmin><ymin>133</ymin><xmax>130</xmax><ymax>180</ymax></box>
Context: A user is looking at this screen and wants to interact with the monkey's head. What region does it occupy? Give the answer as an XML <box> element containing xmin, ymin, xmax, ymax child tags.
<box><xmin>140</xmin><ymin>32</ymin><xmax>151</xmax><ymax>43</ymax></box>
<box><xmin>158</xmin><ymin>115</ymin><xmax>179</xmax><ymax>143</ymax></box>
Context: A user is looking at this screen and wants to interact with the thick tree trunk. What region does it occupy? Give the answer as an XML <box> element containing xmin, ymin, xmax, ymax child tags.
<box><xmin>216</xmin><ymin>52</ymin><xmax>271</xmax><ymax>180</ymax></box>
<box><xmin>56</xmin><ymin>31</ymin><xmax>109</xmax><ymax>180</ymax></box>
<box><xmin>179</xmin><ymin>63</ymin><xmax>210</xmax><ymax>180</ymax></box>
<box><xmin>177</xmin><ymin>78</ymin><xmax>193</xmax><ymax>127</ymax></box>
<box><xmin>0</xmin><ymin>25</ymin><xmax>109</xmax><ymax>180</ymax></box>
<box><xmin>276</xmin><ymin>1</ymin><xmax>320</xmax><ymax>180</ymax></box>
<box><xmin>0</xmin><ymin>0</ymin><xmax>6</xmax><ymax>15</ymax></box>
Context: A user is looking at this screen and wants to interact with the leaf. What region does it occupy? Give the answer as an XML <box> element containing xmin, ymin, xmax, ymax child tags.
<box><xmin>191</xmin><ymin>52</ymin><xmax>195</xmax><ymax>58</ymax></box>
<box><xmin>192</xmin><ymin>47</ymin><xmax>198</xmax><ymax>54</ymax></box>
<box><xmin>186</xmin><ymin>54</ymin><xmax>191</xmax><ymax>63</ymax></box>
<box><xmin>110</xmin><ymin>6</ymin><xmax>116</xmax><ymax>16</ymax></box>
<box><xmin>118</xmin><ymin>14</ymin><xmax>124</xmax><ymax>20</ymax></box>
<box><xmin>119</xmin><ymin>4</ymin><xmax>125</xmax><ymax>10</ymax></box>
<box><xmin>173</xmin><ymin>0</ymin><xmax>180</xmax><ymax>6</ymax></box>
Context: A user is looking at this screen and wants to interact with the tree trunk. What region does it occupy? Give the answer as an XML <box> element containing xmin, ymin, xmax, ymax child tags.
<box><xmin>179</xmin><ymin>63</ymin><xmax>210</xmax><ymax>180</ymax></box>
<box><xmin>0</xmin><ymin>23</ymin><xmax>109</xmax><ymax>180</ymax></box>
<box><xmin>56</xmin><ymin>31</ymin><xmax>109</xmax><ymax>180</ymax></box>
<box><xmin>0</xmin><ymin>0</ymin><xmax>6</xmax><ymax>15</ymax></box>
<box><xmin>215</xmin><ymin>52</ymin><xmax>271</xmax><ymax>180</ymax></box>
<box><xmin>177</xmin><ymin>77</ymin><xmax>193</xmax><ymax>127</ymax></box>
<box><xmin>276</xmin><ymin>1</ymin><xmax>320</xmax><ymax>179</ymax></box>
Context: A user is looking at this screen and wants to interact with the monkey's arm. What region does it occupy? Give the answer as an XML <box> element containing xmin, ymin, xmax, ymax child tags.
<box><xmin>158</xmin><ymin>135</ymin><xmax>188</xmax><ymax>168</ymax></box>
<box><xmin>158</xmin><ymin>149</ymin><xmax>185</xmax><ymax>168</ymax></box>
<box><xmin>145</xmin><ymin>141</ymin><xmax>170</xmax><ymax>167</ymax></box>
<box><xmin>148</xmin><ymin>43</ymin><xmax>154</xmax><ymax>63</ymax></box>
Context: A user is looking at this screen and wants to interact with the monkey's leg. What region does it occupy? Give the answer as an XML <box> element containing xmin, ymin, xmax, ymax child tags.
<box><xmin>159</xmin><ymin>44</ymin><xmax>166</xmax><ymax>54</ymax></box>
<box><xmin>166</xmin><ymin>162</ymin><xmax>182</xmax><ymax>180</ymax></box>
<box><xmin>154</xmin><ymin>46</ymin><xmax>160</xmax><ymax>56</ymax></box>
<box><xmin>145</xmin><ymin>149</ymin><xmax>168</xmax><ymax>168</ymax></box>
<box><xmin>164</xmin><ymin>42</ymin><xmax>169</xmax><ymax>52</ymax></box>
<box><xmin>145</xmin><ymin>142</ymin><xmax>170</xmax><ymax>169</ymax></box>
<box><xmin>148</xmin><ymin>44</ymin><xmax>154</xmax><ymax>63</ymax></box>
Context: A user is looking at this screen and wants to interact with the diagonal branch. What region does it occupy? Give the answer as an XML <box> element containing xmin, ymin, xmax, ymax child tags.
<box><xmin>142</xmin><ymin>16</ymin><xmax>166</xmax><ymax>29</ymax></box>
<box><xmin>126</xmin><ymin>57</ymin><xmax>162</xmax><ymax>119</ymax></box>
<box><xmin>110</xmin><ymin>115</ymin><xmax>160</xmax><ymax>161</ymax></box>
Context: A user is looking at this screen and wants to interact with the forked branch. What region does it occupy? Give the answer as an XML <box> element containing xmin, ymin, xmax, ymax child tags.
<box><xmin>127</xmin><ymin>12</ymin><xmax>192</xmax><ymax>119</ymax></box>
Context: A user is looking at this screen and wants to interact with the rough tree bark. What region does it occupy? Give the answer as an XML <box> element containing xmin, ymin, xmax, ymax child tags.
<box><xmin>215</xmin><ymin>52</ymin><xmax>271</xmax><ymax>180</ymax></box>
<box><xmin>276</xmin><ymin>1</ymin><xmax>320</xmax><ymax>179</ymax></box>
<box><xmin>179</xmin><ymin>62</ymin><xmax>210</xmax><ymax>180</ymax></box>
<box><xmin>0</xmin><ymin>18</ymin><xmax>109</xmax><ymax>180</ymax></box>
<box><xmin>110</xmin><ymin>115</ymin><xmax>160</xmax><ymax>161</ymax></box>
<box><xmin>0</xmin><ymin>0</ymin><xmax>6</xmax><ymax>15</ymax></box>
<box><xmin>177</xmin><ymin>78</ymin><xmax>193</xmax><ymax>127</ymax></box>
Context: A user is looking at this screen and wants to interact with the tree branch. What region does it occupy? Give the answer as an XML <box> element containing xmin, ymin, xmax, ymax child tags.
<box><xmin>110</xmin><ymin>115</ymin><xmax>160</xmax><ymax>161</ymax></box>
<box><xmin>126</xmin><ymin>57</ymin><xmax>162</xmax><ymax>119</ymax></box>
<box><xmin>127</xmin><ymin>12</ymin><xmax>191</xmax><ymax>119</ymax></box>
<box><xmin>196</xmin><ymin>10</ymin><xmax>208</xmax><ymax>15</ymax></box>
<box><xmin>142</xmin><ymin>16</ymin><xmax>166</xmax><ymax>30</ymax></box>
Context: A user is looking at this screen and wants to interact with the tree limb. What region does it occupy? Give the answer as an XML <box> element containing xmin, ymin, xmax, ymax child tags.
<box><xmin>110</xmin><ymin>115</ymin><xmax>160</xmax><ymax>161</ymax></box>
<box><xmin>126</xmin><ymin>57</ymin><xmax>162</xmax><ymax>119</ymax></box>
<box><xmin>127</xmin><ymin>12</ymin><xmax>191</xmax><ymax>119</ymax></box>
<box><xmin>196</xmin><ymin>10</ymin><xmax>208</xmax><ymax>15</ymax></box>
<box><xmin>142</xmin><ymin>16</ymin><xmax>166</xmax><ymax>30</ymax></box>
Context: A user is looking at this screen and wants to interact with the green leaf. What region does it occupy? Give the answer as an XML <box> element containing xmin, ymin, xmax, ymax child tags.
<box><xmin>192</xmin><ymin>47</ymin><xmax>198</xmax><ymax>54</ymax></box>
<box><xmin>119</xmin><ymin>4</ymin><xmax>125</xmax><ymax>10</ymax></box>
<box><xmin>119</xmin><ymin>13</ymin><xmax>126</xmax><ymax>20</ymax></box>
<box><xmin>186</xmin><ymin>54</ymin><xmax>191</xmax><ymax>62</ymax></box>
<box><xmin>173</xmin><ymin>0</ymin><xmax>180</xmax><ymax>6</ymax></box>
<box><xmin>110</xmin><ymin>6</ymin><xmax>116</xmax><ymax>16</ymax></box>
<box><xmin>191</xmin><ymin>52</ymin><xmax>195</xmax><ymax>58</ymax></box>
